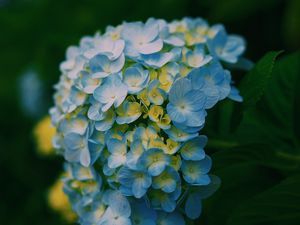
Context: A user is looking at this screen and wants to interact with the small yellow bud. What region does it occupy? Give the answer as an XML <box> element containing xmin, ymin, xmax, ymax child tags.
<box><xmin>148</xmin><ymin>105</ymin><xmax>164</xmax><ymax>122</ymax></box>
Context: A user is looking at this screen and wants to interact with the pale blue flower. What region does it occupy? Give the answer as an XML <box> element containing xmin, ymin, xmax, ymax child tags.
<box><xmin>123</xmin><ymin>64</ymin><xmax>149</xmax><ymax>94</ymax></box>
<box><xmin>181</xmin><ymin>156</ymin><xmax>212</xmax><ymax>185</ymax></box>
<box><xmin>79</xmin><ymin>35</ymin><xmax>95</xmax><ymax>51</ymax></box>
<box><xmin>84</xmin><ymin>36</ymin><xmax>125</xmax><ymax>60</ymax></box>
<box><xmin>167</xmin><ymin>78</ymin><xmax>206</xmax><ymax>127</ymax></box>
<box><xmin>126</xmin><ymin>140</ymin><xmax>145</xmax><ymax>170</ymax></box>
<box><xmin>59</xmin><ymin>115</ymin><xmax>89</xmax><ymax>135</ymax></box>
<box><xmin>60</xmin><ymin>46</ymin><xmax>86</xmax><ymax>79</ymax></box>
<box><xmin>133</xmin><ymin>126</ymin><xmax>158</xmax><ymax>149</ymax></box>
<box><xmin>69</xmin><ymin>86</ymin><xmax>87</xmax><ymax>106</ymax></box>
<box><xmin>89</xmin><ymin>54</ymin><xmax>125</xmax><ymax>78</ymax></box>
<box><xmin>152</xmin><ymin>166</ymin><xmax>180</xmax><ymax>193</ymax></box>
<box><xmin>184</xmin><ymin>175</ymin><xmax>221</xmax><ymax>220</ymax></box>
<box><xmin>100</xmin><ymin>191</ymin><xmax>131</xmax><ymax>225</ymax></box>
<box><xmin>183</xmin><ymin>17</ymin><xmax>208</xmax><ymax>31</ymax></box>
<box><xmin>103</xmin><ymin>163</ymin><xmax>115</xmax><ymax>176</ymax></box>
<box><xmin>207</xmin><ymin>25</ymin><xmax>245</xmax><ymax>63</ymax></box>
<box><xmin>149</xmin><ymin>185</ymin><xmax>181</xmax><ymax>212</ymax></box>
<box><xmin>121</xmin><ymin>21</ymin><xmax>163</xmax><ymax>57</ymax></box>
<box><xmin>100</xmin><ymin>207</ymin><xmax>131</xmax><ymax>225</ymax></box>
<box><xmin>87</xmin><ymin>98</ymin><xmax>105</xmax><ymax>121</ymax></box>
<box><xmin>93</xmin><ymin>73</ymin><xmax>128</xmax><ymax>111</ymax></box>
<box><xmin>95</xmin><ymin>108</ymin><xmax>116</xmax><ymax>132</ymax></box>
<box><xmin>63</xmin><ymin>127</ymin><xmax>105</xmax><ymax>167</ymax></box>
<box><xmin>107</xmin><ymin>138</ymin><xmax>127</xmax><ymax>169</ymax></box>
<box><xmin>180</xmin><ymin>135</ymin><xmax>207</xmax><ymax>161</ymax></box>
<box><xmin>140</xmin><ymin>47</ymin><xmax>181</xmax><ymax>68</ymax></box>
<box><xmin>138</xmin><ymin>149</ymin><xmax>171</xmax><ymax>176</ymax></box>
<box><xmin>88</xmin><ymin>130</ymin><xmax>106</xmax><ymax>163</ymax></box>
<box><xmin>163</xmin><ymin>125</ymin><xmax>198</xmax><ymax>142</ymax></box>
<box><xmin>69</xmin><ymin>162</ymin><xmax>99</xmax><ymax>181</ymax></box>
<box><xmin>63</xmin><ymin>163</ymin><xmax>102</xmax><ymax>205</ymax></box>
<box><xmin>185</xmin><ymin>44</ymin><xmax>212</xmax><ymax>68</ymax></box>
<box><xmin>146</xmin><ymin>18</ymin><xmax>185</xmax><ymax>47</ymax></box>
<box><xmin>118</xmin><ymin>166</ymin><xmax>152</xmax><ymax>198</ymax></box>
<box><xmin>76</xmin><ymin>197</ymin><xmax>106</xmax><ymax>225</ymax></box>
<box><xmin>77</xmin><ymin>70</ymin><xmax>102</xmax><ymax>94</ymax></box>
<box><xmin>187</xmin><ymin>61</ymin><xmax>231</xmax><ymax>109</ymax></box>
<box><xmin>87</xmin><ymin>98</ymin><xmax>116</xmax><ymax>132</ymax></box>
<box><xmin>172</xmin><ymin>118</ymin><xmax>206</xmax><ymax>134</ymax></box>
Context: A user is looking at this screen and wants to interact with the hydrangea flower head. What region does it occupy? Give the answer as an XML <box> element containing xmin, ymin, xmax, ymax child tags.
<box><xmin>50</xmin><ymin>17</ymin><xmax>248</xmax><ymax>224</ymax></box>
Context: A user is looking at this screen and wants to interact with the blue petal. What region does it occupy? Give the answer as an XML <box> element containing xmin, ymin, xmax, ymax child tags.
<box><xmin>140</xmin><ymin>51</ymin><xmax>172</xmax><ymax>68</ymax></box>
<box><xmin>228</xmin><ymin>86</ymin><xmax>243</xmax><ymax>102</ymax></box>
<box><xmin>167</xmin><ymin>103</ymin><xmax>186</xmax><ymax>124</ymax></box>
<box><xmin>132</xmin><ymin>179</ymin><xmax>148</xmax><ymax>198</ymax></box>
<box><xmin>138</xmin><ymin>38</ymin><xmax>163</xmax><ymax>55</ymax></box>
<box><xmin>88</xmin><ymin>102</ymin><xmax>105</xmax><ymax>121</ymax></box>
<box><xmin>80</xmin><ymin>146</ymin><xmax>91</xmax><ymax>167</ymax></box>
<box><xmin>118</xmin><ymin>167</ymin><xmax>134</xmax><ymax>187</ymax></box>
<box><xmin>161</xmin><ymin>198</ymin><xmax>176</xmax><ymax>212</ymax></box>
<box><xmin>168</xmin><ymin>78</ymin><xmax>192</xmax><ymax>104</ymax></box>
<box><xmin>88</xmin><ymin>140</ymin><xmax>104</xmax><ymax>165</ymax></box>
<box><xmin>185</xmin><ymin>110</ymin><xmax>206</xmax><ymax>127</ymax></box>
<box><xmin>185</xmin><ymin>192</ymin><xmax>202</xmax><ymax>219</ymax></box>
<box><xmin>108</xmin><ymin>191</ymin><xmax>131</xmax><ymax>217</ymax></box>
<box><xmin>195</xmin><ymin>174</ymin><xmax>211</xmax><ymax>185</ymax></box>
<box><xmin>148</xmin><ymin>161</ymin><xmax>166</xmax><ymax>176</ymax></box>
<box><xmin>64</xmin><ymin>132</ymin><xmax>84</xmax><ymax>151</ymax></box>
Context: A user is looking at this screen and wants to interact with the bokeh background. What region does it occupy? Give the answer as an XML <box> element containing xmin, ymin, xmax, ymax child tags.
<box><xmin>0</xmin><ymin>0</ymin><xmax>299</xmax><ymax>225</ymax></box>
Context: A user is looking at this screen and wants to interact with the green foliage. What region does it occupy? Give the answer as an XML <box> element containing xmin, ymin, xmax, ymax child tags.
<box><xmin>201</xmin><ymin>51</ymin><xmax>300</xmax><ymax>225</ymax></box>
<box><xmin>236</xmin><ymin>52</ymin><xmax>300</xmax><ymax>160</ymax></box>
<box><xmin>229</xmin><ymin>51</ymin><xmax>283</xmax><ymax>131</ymax></box>
<box><xmin>228</xmin><ymin>174</ymin><xmax>300</xmax><ymax>225</ymax></box>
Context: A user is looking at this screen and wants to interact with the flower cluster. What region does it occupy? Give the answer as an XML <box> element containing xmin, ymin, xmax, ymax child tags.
<box><xmin>50</xmin><ymin>17</ymin><xmax>246</xmax><ymax>225</ymax></box>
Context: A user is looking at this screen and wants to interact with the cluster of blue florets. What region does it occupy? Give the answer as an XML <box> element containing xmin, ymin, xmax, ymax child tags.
<box><xmin>50</xmin><ymin>17</ymin><xmax>246</xmax><ymax>225</ymax></box>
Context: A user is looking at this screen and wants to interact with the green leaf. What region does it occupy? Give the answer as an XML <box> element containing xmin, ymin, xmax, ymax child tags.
<box><xmin>239</xmin><ymin>51</ymin><xmax>283</xmax><ymax>108</ymax></box>
<box><xmin>229</xmin><ymin>51</ymin><xmax>282</xmax><ymax>131</ymax></box>
<box><xmin>212</xmin><ymin>143</ymin><xmax>300</xmax><ymax>173</ymax></box>
<box><xmin>235</xmin><ymin>51</ymin><xmax>300</xmax><ymax>159</ymax></box>
<box><xmin>228</xmin><ymin>174</ymin><xmax>300</xmax><ymax>225</ymax></box>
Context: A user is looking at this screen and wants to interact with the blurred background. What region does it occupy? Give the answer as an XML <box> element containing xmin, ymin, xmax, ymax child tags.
<box><xmin>0</xmin><ymin>0</ymin><xmax>299</xmax><ymax>225</ymax></box>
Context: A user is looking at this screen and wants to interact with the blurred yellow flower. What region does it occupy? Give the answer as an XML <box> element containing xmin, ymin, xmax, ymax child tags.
<box><xmin>33</xmin><ymin>116</ymin><xmax>56</xmax><ymax>155</ymax></box>
<box><xmin>48</xmin><ymin>178</ymin><xmax>77</xmax><ymax>222</ymax></box>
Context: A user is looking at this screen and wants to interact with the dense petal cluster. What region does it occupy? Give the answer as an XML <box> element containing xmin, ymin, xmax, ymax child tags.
<box><xmin>50</xmin><ymin>17</ymin><xmax>246</xmax><ymax>224</ymax></box>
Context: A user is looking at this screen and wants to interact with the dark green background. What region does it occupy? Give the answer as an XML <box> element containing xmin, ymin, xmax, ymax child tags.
<box><xmin>0</xmin><ymin>0</ymin><xmax>299</xmax><ymax>225</ymax></box>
